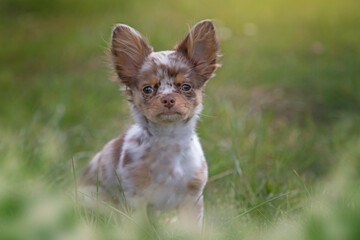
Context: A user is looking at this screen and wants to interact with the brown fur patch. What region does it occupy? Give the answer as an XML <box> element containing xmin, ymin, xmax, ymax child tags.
<box><xmin>78</xmin><ymin>159</ymin><xmax>100</xmax><ymax>187</ymax></box>
<box><xmin>122</xmin><ymin>150</ymin><xmax>133</xmax><ymax>167</ymax></box>
<box><xmin>100</xmin><ymin>161</ymin><xmax>107</xmax><ymax>178</ymax></box>
<box><xmin>142</xmin><ymin>147</ymin><xmax>152</xmax><ymax>157</ymax></box>
<box><xmin>187</xmin><ymin>161</ymin><xmax>207</xmax><ymax>193</ymax></box>
<box><xmin>171</xmin><ymin>143</ymin><xmax>181</xmax><ymax>153</ymax></box>
<box><xmin>129</xmin><ymin>163</ymin><xmax>150</xmax><ymax>190</ymax></box>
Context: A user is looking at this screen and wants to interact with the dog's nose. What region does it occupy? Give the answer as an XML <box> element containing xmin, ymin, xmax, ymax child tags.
<box><xmin>161</xmin><ymin>95</ymin><xmax>176</xmax><ymax>109</ymax></box>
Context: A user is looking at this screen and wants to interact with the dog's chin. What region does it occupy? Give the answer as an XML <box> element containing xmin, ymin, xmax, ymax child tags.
<box><xmin>147</xmin><ymin>111</ymin><xmax>186</xmax><ymax>124</ymax></box>
<box><xmin>158</xmin><ymin>112</ymin><xmax>184</xmax><ymax>123</ymax></box>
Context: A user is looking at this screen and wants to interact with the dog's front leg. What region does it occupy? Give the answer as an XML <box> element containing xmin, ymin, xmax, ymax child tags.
<box><xmin>177</xmin><ymin>194</ymin><xmax>204</xmax><ymax>229</ymax></box>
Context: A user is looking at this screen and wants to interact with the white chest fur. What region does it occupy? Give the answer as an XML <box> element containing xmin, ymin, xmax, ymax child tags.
<box><xmin>118</xmin><ymin>124</ymin><xmax>206</xmax><ymax>210</ymax></box>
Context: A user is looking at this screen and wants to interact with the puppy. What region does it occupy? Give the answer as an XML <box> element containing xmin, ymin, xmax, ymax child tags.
<box><xmin>78</xmin><ymin>20</ymin><xmax>220</xmax><ymax>226</ymax></box>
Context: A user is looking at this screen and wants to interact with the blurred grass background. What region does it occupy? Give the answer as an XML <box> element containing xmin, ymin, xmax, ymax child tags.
<box><xmin>0</xmin><ymin>0</ymin><xmax>360</xmax><ymax>239</ymax></box>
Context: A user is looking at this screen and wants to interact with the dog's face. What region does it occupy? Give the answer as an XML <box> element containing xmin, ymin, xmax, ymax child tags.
<box><xmin>111</xmin><ymin>20</ymin><xmax>219</xmax><ymax>124</ymax></box>
<box><xmin>133</xmin><ymin>51</ymin><xmax>204</xmax><ymax>124</ymax></box>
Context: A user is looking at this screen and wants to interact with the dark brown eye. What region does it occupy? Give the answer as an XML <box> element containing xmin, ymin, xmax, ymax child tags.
<box><xmin>181</xmin><ymin>84</ymin><xmax>192</xmax><ymax>92</ymax></box>
<box><xmin>143</xmin><ymin>86</ymin><xmax>154</xmax><ymax>94</ymax></box>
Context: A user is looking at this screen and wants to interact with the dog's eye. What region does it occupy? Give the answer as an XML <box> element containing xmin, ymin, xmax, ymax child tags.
<box><xmin>143</xmin><ymin>86</ymin><xmax>154</xmax><ymax>94</ymax></box>
<box><xmin>181</xmin><ymin>84</ymin><xmax>192</xmax><ymax>92</ymax></box>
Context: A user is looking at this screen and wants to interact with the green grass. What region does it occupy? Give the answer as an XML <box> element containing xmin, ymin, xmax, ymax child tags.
<box><xmin>1</xmin><ymin>0</ymin><xmax>360</xmax><ymax>239</ymax></box>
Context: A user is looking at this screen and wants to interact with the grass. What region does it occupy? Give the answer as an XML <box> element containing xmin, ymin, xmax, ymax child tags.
<box><xmin>1</xmin><ymin>0</ymin><xmax>360</xmax><ymax>239</ymax></box>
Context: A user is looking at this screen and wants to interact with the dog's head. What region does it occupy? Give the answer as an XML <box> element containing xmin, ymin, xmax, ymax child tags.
<box><xmin>111</xmin><ymin>20</ymin><xmax>220</xmax><ymax>124</ymax></box>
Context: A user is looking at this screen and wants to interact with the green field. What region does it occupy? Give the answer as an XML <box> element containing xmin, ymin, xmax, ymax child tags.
<box><xmin>1</xmin><ymin>0</ymin><xmax>360</xmax><ymax>239</ymax></box>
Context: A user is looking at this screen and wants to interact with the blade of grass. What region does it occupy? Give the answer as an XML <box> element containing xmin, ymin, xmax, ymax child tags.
<box><xmin>208</xmin><ymin>169</ymin><xmax>234</xmax><ymax>183</ymax></box>
<box><xmin>113</xmin><ymin>167</ymin><xmax>131</xmax><ymax>214</ymax></box>
<box><xmin>71</xmin><ymin>157</ymin><xmax>78</xmax><ymax>203</ymax></box>
<box><xmin>229</xmin><ymin>192</ymin><xmax>289</xmax><ymax>222</ymax></box>
<box><xmin>96</xmin><ymin>170</ymin><xmax>99</xmax><ymax>226</ymax></box>
<box><xmin>293</xmin><ymin>169</ymin><xmax>311</xmax><ymax>197</ymax></box>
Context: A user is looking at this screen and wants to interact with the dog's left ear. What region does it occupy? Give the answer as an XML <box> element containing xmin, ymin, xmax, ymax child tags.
<box><xmin>175</xmin><ymin>20</ymin><xmax>220</xmax><ymax>83</ymax></box>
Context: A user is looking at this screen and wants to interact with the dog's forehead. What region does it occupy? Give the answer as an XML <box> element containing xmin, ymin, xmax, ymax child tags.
<box><xmin>138</xmin><ymin>51</ymin><xmax>191</xmax><ymax>83</ymax></box>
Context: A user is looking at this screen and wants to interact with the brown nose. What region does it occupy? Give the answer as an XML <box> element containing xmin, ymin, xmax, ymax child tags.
<box><xmin>161</xmin><ymin>95</ymin><xmax>176</xmax><ymax>109</ymax></box>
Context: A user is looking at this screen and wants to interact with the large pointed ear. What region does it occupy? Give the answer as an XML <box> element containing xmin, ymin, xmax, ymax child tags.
<box><xmin>111</xmin><ymin>24</ymin><xmax>152</xmax><ymax>87</ymax></box>
<box><xmin>175</xmin><ymin>20</ymin><xmax>220</xmax><ymax>83</ymax></box>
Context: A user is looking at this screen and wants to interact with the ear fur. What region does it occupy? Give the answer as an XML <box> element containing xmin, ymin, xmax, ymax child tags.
<box><xmin>175</xmin><ymin>20</ymin><xmax>220</xmax><ymax>82</ymax></box>
<box><xmin>111</xmin><ymin>24</ymin><xmax>152</xmax><ymax>87</ymax></box>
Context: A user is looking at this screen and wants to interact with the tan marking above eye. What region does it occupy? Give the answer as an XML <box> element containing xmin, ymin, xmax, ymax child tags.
<box><xmin>174</xmin><ymin>75</ymin><xmax>185</xmax><ymax>85</ymax></box>
<box><xmin>148</xmin><ymin>77</ymin><xmax>158</xmax><ymax>86</ymax></box>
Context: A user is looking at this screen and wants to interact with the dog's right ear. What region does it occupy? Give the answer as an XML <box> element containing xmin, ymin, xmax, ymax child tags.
<box><xmin>111</xmin><ymin>24</ymin><xmax>152</xmax><ymax>87</ymax></box>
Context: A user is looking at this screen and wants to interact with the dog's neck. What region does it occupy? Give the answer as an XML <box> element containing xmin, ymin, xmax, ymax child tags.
<box><xmin>130</xmin><ymin>103</ymin><xmax>203</xmax><ymax>139</ymax></box>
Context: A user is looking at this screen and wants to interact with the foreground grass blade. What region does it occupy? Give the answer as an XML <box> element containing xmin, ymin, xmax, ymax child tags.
<box><xmin>229</xmin><ymin>193</ymin><xmax>289</xmax><ymax>222</ymax></box>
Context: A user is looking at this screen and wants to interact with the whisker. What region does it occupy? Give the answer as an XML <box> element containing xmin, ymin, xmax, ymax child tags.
<box><xmin>198</xmin><ymin>113</ymin><xmax>216</xmax><ymax>118</ymax></box>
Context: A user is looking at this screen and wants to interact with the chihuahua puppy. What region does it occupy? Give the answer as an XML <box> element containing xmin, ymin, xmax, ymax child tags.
<box><xmin>78</xmin><ymin>20</ymin><xmax>220</xmax><ymax>226</ymax></box>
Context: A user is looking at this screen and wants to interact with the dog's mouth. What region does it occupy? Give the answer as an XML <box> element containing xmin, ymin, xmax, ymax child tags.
<box><xmin>157</xmin><ymin>111</ymin><xmax>183</xmax><ymax>122</ymax></box>
<box><xmin>159</xmin><ymin>111</ymin><xmax>180</xmax><ymax>116</ymax></box>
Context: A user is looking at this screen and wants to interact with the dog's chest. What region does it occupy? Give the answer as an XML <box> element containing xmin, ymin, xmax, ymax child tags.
<box><xmin>120</xmin><ymin>131</ymin><xmax>204</xmax><ymax>210</ymax></box>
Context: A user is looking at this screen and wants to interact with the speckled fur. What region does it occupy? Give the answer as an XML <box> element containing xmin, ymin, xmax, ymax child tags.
<box><xmin>78</xmin><ymin>20</ymin><xmax>220</xmax><ymax>226</ymax></box>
